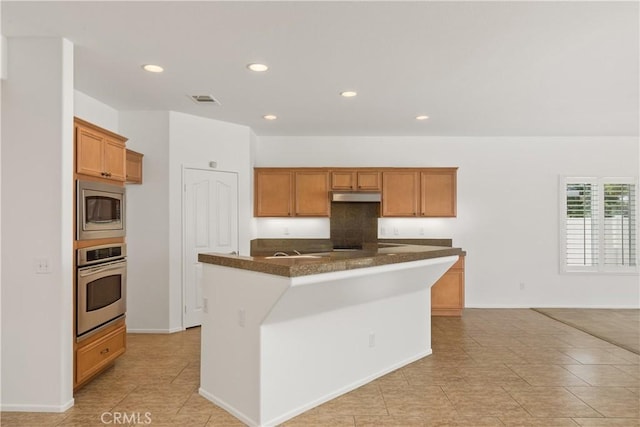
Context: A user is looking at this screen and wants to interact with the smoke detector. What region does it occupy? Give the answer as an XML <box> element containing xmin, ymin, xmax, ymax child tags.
<box><xmin>189</xmin><ymin>94</ymin><xmax>221</xmax><ymax>105</ymax></box>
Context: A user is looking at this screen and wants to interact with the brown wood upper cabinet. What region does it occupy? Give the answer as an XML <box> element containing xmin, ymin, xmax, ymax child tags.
<box><xmin>381</xmin><ymin>170</ymin><xmax>420</xmax><ymax>217</ymax></box>
<box><xmin>382</xmin><ymin>168</ymin><xmax>457</xmax><ymax>217</ymax></box>
<box><xmin>255</xmin><ymin>167</ymin><xmax>456</xmax><ymax>218</ymax></box>
<box><xmin>330</xmin><ymin>170</ymin><xmax>381</xmax><ymax>191</ymax></box>
<box><xmin>75</xmin><ymin>118</ymin><xmax>127</xmax><ymax>182</ymax></box>
<box><xmin>125</xmin><ymin>149</ymin><xmax>144</xmax><ymax>184</ymax></box>
<box><xmin>255</xmin><ymin>168</ymin><xmax>330</xmax><ymax>217</ymax></box>
<box><xmin>421</xmin><ymin>168</ymin><xmax>457</xmax><ymax>217</ymax></box>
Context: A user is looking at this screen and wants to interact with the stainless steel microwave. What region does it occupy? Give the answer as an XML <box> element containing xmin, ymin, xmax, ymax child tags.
<box><xmin>77</xmin><ymin>180</ymin><xmax>126</xmax><ymax>240</ymax></box>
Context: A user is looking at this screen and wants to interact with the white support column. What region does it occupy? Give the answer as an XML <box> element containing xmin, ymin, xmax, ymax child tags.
<box><xmin>1</xmin><ymin>37</ymin><xmax>74</xmax><ymax>412</ymax></box>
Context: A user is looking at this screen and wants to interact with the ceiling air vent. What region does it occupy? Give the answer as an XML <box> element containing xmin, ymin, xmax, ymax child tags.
<box><xmin>189</xmin><ymin>94</ymin><xmax>221</xmax><ymax>105</ymax></box>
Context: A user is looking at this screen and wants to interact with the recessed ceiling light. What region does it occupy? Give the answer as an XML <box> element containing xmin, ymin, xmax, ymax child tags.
<box><xmin>247</xmin><ymin>63</ymin><xmax>269</xmax><ymax>72</ymax></box>
<box><xmin>340</xmin><ymin>91</ymin><xmax>357</xmax><ymax>98</ymax></box>
<box><xmin>263</xmin><ymin>114</ymin><xmax>277</xmax><ymax>120</ymax></box>
<box><xmin>415</xmin><ymin>115</ymin><xmax>430</xmax><ymax>120</ymax></box>
<box><xmin>142</xmin><ymin>64</ymin><xmax>164</xmax><ymax>73</ymax></box>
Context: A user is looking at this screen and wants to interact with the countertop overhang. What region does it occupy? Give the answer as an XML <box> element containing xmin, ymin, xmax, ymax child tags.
<box><xmin>198</xmin><ymin>244</ymin><xmax>465</xmax><ymax>278</ymax></box>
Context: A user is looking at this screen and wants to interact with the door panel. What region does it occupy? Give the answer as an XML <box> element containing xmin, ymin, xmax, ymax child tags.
<box><xmin>184</xmin><ymin>169</ymin><xmax>238</xmax><ymax>328</ymax></box>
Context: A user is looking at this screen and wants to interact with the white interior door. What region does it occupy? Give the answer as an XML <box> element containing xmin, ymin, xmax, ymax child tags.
<box><xmin>183</xmin><ymin>168</ymin><xmax>238</xmax><ymax>328</ymax></box>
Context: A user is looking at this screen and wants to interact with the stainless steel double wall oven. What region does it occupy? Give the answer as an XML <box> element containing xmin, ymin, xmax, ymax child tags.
<box><xmin>76</xmin><ymin>244</ymin><xmax>127</xmax><ymax>338</ymax></box>
<box><xmin>76</xmin><ymin>180</ymin><xmax>127</xmax><ymax>339</ymax></box>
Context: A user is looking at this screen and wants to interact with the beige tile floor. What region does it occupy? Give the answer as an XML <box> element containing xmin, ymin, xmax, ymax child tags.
<box><xmin>532</xmin><ymin>309</ymin><xmax>640</xmax><ymax>355</ymax></box>
<box><xmin>1</xmin><ymin>309</ymin><xmax>639</xmax><ymax>426</ymax></box>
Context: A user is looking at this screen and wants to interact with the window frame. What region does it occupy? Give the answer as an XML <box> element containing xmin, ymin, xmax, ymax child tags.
<box><xmin>560</xmin><ymin>176</ymin><xmax>638</xmax><ymax>274</ymax></box>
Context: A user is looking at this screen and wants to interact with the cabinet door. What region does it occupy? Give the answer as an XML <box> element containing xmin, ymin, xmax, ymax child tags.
<box><xmin>331</xmin><ymin>171</ymin><xmax>356</xmax><ymax>190</ymax></box>
<box><xmin>382</xmin><ymin>171</ymin><xmax>419</xmax><ymax>217</ymax></box>
<box><xmin>125</xmin><ymin>149</ymin><xmax>144</xmax><ymax>184</ymax></box>
<box><xmin>421</xmin><ymin>169</ymin><xmax>457</xmax><ymax>217</ymax></box>
<box><xmin>431</xmin><ymin>256</ymin><xmax>464</xmax><ymax>316</ymax></box>
<box><xmin>76</xmin><ymin>322</ymin><xmax>126</xmax><ymax>385</ymax></box>
<box><xmin>255</xmin><ymin>170</ymin><xmax>293</xmax><ymax>217</ymax></box>
<box><xmin>356</xmin><ymin>171</ymin><xmax>381</xmax><ymax>191</ymax></box>
<box><xmin>76</xmin><ymin>125</ymin><xmax>105</xmax><ymax>179</ymax></box>
<box><xmin>295</xmin><ymin>171</ymin><xmax>330</xmax><ymax>216</ymax></box>
<box><xmin>431</xmin><ymin>270</ymin><xmax>464</xmax><ymax>310</ymax></box>
<box><xmin>103</xmin><ymin>139</ymin><xmax>126</xmax><ymax>182</ymax></box>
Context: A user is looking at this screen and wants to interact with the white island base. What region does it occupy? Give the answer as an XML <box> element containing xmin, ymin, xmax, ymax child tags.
<box><xmin>199</xmin><ymin>255</ymin><xmax>458</xmax><ymax>426</ymax></box>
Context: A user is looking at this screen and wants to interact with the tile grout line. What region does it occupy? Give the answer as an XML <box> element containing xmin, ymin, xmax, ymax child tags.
<box><xmin>563</xmin><ymin>385</ymin><xmax>608</xmax><ymax>419</ymax></box>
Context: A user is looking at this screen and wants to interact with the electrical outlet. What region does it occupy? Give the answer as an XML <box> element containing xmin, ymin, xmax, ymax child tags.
<box><xmin>369</xmin><ymin>332</ymin><xmax>376</xmax><ymax>348</ymax></box>
<box><xmin>238</xmin><ymin>309</ymin><xmax>246</xmax><ymax>327</ymax></box>
<box><xmin>203</xmin><ymin>298</ymin><xmax>208</xmax><ymax>314</ymax></box>
<box><xmin>519</xmin><ymin>282</ymin><xmax>525</xmax><ymax>291</ymax></box>
<box><xmin>393</xmin><ymin>227</ymin><xmax>399</xmax><ymax>236</ymax></box>
<box><xmin>34</xmin><ymin>258</ymin><xmax>51</xmax><ymax>274</ymax></box>
<box><xmin>283</xmin><ymin>227</ymin><xmax>290</xmax><ymax>235</ymax></box>
<box><xmin>419</xmin><ymin>227</ymin><xmax>425</xmax><ymax>235</ymax></box>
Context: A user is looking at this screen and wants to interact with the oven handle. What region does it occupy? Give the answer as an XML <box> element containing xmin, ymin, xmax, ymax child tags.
<box><xmin>78</xmin><ymin>259</ymin><xmax>126</xmax><ymax>277</ymax></box>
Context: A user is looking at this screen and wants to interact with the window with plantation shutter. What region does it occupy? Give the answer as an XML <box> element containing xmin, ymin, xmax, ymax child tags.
<box><xmin>561</xmin><ymin>177</ymin><xmax>638</xmax><ymax>273</ymax></box>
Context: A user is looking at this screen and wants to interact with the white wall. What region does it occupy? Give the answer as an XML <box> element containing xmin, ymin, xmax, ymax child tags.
<box><xmin>1</xmin><ymin>18</ymin><xmax>4</xmax><ymax>411</ymax></box>
<box><xmin>168</xmin><ymin>112</ymin><xmax>253</xmax><ymax>331</ymax></box>
<box><xmin>73</xmin><ymin>90</ymin><xmax>118</xmax><ymax>133</ymax></box>
<box><xmin>120</xmin><ymin>111</ymin><xmax>253</xmax><ymax>333</ymax></box>
<box><xmin>1</xmin><ymin>37</ymin><xmax>74</xmax><ymax>411</ymax></box>
<box><xmin>119</xmin><ymin>112</ymin><xmax>171</xmax><ymax>332</ymax></box>
<box><xmin>255</xmin><ymin>136</ymin><xmax>640</xmax><ymax>309</ymax></box>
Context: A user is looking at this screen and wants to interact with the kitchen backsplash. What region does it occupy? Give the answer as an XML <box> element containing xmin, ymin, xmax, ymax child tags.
<box><xmin>330</xmin><ymin>202</ymin><xmax>379</xmax><ymax>248</ymax></box>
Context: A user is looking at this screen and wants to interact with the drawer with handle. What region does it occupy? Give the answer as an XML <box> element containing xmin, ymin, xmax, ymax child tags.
<box><xmin>76</xmin><ymin>322</ymin><xmax>126</xmax><ymax>384</ymax></box>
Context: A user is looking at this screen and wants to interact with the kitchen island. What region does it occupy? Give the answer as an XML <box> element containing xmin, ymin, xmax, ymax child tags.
<box><xmin>198</xmin><ymin>244</ymin><xmax>463</xmax><ymax>426</ymax></box>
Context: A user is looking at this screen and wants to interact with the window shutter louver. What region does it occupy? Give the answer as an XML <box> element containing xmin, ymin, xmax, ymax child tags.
<box><xmin>562</xmin><ymin>178</ymin><xmax>637</xmax><ymax>273</ymax></box>
<box><xmin>603</xmin><ymin>183</ymin><xmax>636</xmax><ymax>267</ymax></box>
<box><xmin>565</xmin><ymin>182</ymin><xmax>599</xmax><ymax>269</ymax></box>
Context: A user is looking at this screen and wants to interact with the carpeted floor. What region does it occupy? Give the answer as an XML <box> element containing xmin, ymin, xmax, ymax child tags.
<box><xmin>532</xmin><ymin>308</ymin><xmax>640</xmax><ymax>355</ymax></box>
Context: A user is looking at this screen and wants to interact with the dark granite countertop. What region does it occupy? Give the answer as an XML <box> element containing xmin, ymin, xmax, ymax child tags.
<box><xmin>199</xmin><ymin>243</ymin><xmax>465</xmax><ymax>278</ymax></box>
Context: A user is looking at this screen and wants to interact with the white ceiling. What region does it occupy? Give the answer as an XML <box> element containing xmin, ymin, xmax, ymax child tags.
<box><xmin>2</xmin><ymin>1</ymin><xmax>638</xmax><ymax>137</ymax></box>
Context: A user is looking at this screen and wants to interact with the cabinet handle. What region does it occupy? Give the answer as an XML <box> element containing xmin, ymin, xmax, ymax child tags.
<box><xmin>100</xmin><ymin>172</ymin><xmax>106</xmax><ymax>176</ymax></box>
<box><xmin>100</xmin><ymin>348</ymin><xmax>110</xmax><ymax>355</ymax></box>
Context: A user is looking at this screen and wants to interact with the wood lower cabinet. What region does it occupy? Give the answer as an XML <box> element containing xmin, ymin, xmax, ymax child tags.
<box><xmin>431</xmin><ymin>256</ymin><xmax>465</xmax><ymax>316</ymax></box>
<box><xmin>125</xmin><ymin>149</ymin><xmax>144</xmax><ymax>184</ymax></box>
<box><xmin>331</xmin><ymin>170</ymin><xmax>381</xmax><ymax>191</ymax></box>
<box><xmin>254</xmin><ymin>169</ymin><xmax>329</xmax><ymax>217</ymax></box>
<box><xmin>75</xmin><ymin>320</ymin><xmax>126</xmax><ymax>389</ymax></box>
<box><xmin>75</xmin><ymin>118</ymin><xmax>127</xmax><ymax>182</ymax></box>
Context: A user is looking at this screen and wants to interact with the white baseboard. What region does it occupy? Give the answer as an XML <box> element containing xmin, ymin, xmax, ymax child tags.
<box><xmin>1</xmin><ymin>397</ymin><xmax>74</xmax><ymax>413</ymax></box>
<box><xmin>199</xmin><ymin>388</ymin><xmax>259</xmax><ymax>427</ymax></box>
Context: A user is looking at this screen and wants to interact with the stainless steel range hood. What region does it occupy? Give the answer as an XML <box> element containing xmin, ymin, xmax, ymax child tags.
<box><xmin>331</xmin><ymin>191</ymin><xmax>382</xmax><ymax>202</ymax></box>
